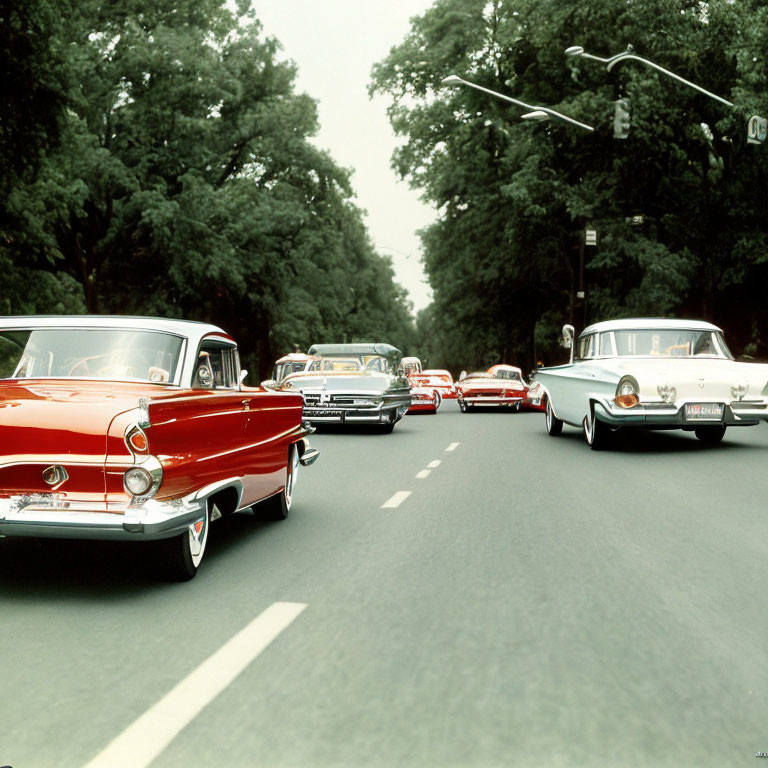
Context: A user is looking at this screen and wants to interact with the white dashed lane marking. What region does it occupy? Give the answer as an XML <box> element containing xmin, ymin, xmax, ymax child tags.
<box><xmin>381</xmin><ymin>491</ymin><xmax>411</xmax><ymax>508</ymax></box>
<box><xmin>416</xmin><ymin>470</ymin><xmax>431</xmax><ymax>479</ymax></box>
<box><xmin>445</xmin><ymin>442</ymin><xmax>460</xmax><ymax>452</ymax></box>
<box><xmin>83</xmin><ymin>602</ymin><xmax>308</xmax><ymax>768</ymax></box>
<box><xmin>427</xmin><ymin>460</ymin><xmax>441</xmax><ymax>469</ymax></box>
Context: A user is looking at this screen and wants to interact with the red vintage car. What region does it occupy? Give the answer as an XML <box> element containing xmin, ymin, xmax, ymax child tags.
<box><xmin>402</xmin><ymin>357</ymin><xmax>440</xmax><ymax>414</ymax></box>
<box><xmin>457</xmin><ymin>367</ymin><xmax>525</xmax><ymax>412</ymax></box>
<box><xmin>487</xmin><ymin>364</ymin><xmax>544</xmax><ymax>411</ymax></box>
<box><xmin>416</xmin><ymin>369</ymin><xmax>457</xmax><ymax>399</ymax></box>
<box><xmin>0</xmin><ymin>316</ymin><xmax>318</xmax><ymax>580</ymax></box>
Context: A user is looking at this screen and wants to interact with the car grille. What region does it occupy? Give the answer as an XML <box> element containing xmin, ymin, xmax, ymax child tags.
<box><xmin>303</xmin><ymin>394</ymin><xmax>378</xmax><ymax>408</ymax></box>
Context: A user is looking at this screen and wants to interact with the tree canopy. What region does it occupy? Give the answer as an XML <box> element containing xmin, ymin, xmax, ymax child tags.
<box><xmin>371</xmin><ymin>0</ymin><xmax>768</xmax><ymax>371</ymax></box>
<box><xmin>1</xmin><ymin>0</ymin><xmax>415</xmax><ymax>377</ymax></box>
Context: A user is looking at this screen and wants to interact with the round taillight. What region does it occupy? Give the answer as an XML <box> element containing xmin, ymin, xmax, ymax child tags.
<box><xmin>615</xmin><ymin>394</ymin><xmax>639</xmax><ymax>408</ymax></box>
<box><xmin>124</xmin><ymin>467</ymin><xmax>153</xmax><ymax>496</ymax></box>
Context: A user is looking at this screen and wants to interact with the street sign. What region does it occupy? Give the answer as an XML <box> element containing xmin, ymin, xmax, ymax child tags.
<box><xmin>747</xmin><ymin>115</ymin><xmax>767</xmax><ymax>144</ymax></box>
<box><xmin>585</xmin><ymin>229</ymin><xmax>597</xmax><ymax>246</ymax></box>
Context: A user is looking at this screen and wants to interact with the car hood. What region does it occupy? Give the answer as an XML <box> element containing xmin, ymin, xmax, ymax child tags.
<box><xmin>283</xmin><ymin>372</ymin><xmax>406</xmax><ymax>394</ymax></box>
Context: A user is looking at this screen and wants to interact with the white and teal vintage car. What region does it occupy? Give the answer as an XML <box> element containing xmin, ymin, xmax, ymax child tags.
<box><xmin>533</xmin><ymin>318</ymin><xmax>768</xmax><ymax>449</ymax></box>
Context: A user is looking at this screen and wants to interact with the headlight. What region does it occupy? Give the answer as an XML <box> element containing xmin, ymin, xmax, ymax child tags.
<box><xmin>657</xmin><ymin>383</ymin><xmax>676</xmax><ymax>404</ymax></box>
<box><xmin>124</xmin><ymin>467</ymin><xmax>153</xmax><ymax>496</ymax></box>
<box><xmin>615</xmin><ymin>376</ymin><xmax>640</xmax><ymax>408</ymax></box>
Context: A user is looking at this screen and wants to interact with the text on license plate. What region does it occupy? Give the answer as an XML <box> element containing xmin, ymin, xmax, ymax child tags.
<box><xmin>685</xmin><ymin>403</ymin><xmax>724</xmax><ymax>420</ymax></box>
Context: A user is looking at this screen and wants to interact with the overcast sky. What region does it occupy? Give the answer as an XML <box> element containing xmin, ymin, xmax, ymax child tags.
<box><xmin>252</xmin><ymin>0</ymin><xmax>437</xmax><ymax>313</ymax></box>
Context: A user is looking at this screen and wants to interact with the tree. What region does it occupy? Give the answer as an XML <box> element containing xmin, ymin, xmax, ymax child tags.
<box><xmin>371</xmin><ymin>0</ymin><xmax>768</xmax><ymax>366</ymax></box>
<box><xmin>2</xmin><ymin>0</ymin><xmax>416</xmax><ymax>374</ymax></box>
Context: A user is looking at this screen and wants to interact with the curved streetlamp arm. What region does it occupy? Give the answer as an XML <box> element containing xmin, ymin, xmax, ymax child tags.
<box><xmin>606</xmin><ymin>53</ymin><xmax>733</xmax><ymax>107</ymax></box>
<box><xmin>566</xmin><ymin>46</ymin><xmax>733</xmax><ymax>108</ymax></box>
<box><xmin>441</xmin><ymin>75</ymin><xmax>594</xmax><ymax>132</ymax></box>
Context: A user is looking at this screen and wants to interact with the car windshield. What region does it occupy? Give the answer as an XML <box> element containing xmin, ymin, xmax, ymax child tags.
<box><xmin>612</xmin><ymin>329</ymin><xmax>732</xmax><ymax>358</ymax></box>
<box><xmin>0</xmin><ymin>328</ymin><xmax>183</xmax><ymax>383</ymax></box>
<box><xmin>308</xmin><ymin>358</ymin><xmax>364</xmax><ymax>372</ymax></box>
<box><xmin>308</xmin><ymin>355</ymin><xmax>395</xmax><ymax>374</ymax></box>
<box><xmin>463</xmin><ymin>373</ymin><xmax>491</xmax><ymax>381</ymax></box>
<box><xmin>493</xmin><ymin>370</ymin><xmax>521</xmax><ymax>381</ymax></box>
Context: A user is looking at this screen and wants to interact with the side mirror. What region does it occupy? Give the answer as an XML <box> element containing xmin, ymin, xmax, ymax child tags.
<box><xmin>239</xmin><ymin>369</ymin><xmax>248</xmax><ymax>384</ymax></box>
<box><xmin>459</xmin><ymin>370</ymin><xmax>467</xmax><ymax>381</ymax></box>
<box><xmin>561</xmin><ymin>324</ymin><xmax>575</xmax><ymax>364</ymax></box>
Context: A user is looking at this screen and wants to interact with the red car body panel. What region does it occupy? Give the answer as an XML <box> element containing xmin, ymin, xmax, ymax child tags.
<box><xmin>0</xmin><ymin>380</ymin><xmax>305</xmax><ymax>512</ymax></box>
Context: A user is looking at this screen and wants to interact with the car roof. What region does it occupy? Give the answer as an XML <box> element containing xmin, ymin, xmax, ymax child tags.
<box><xmin>275</xmin><ymin>352</ymin><xmax>317</xmax><ymax>364</ymax></box>
<box><xmin>308</xmin><ymin>343</ymin><xmax>401</xmax><ymax>356</ymax></box>
<box><xmin>581</xmin><ymin>317</ymin><xmax>722</xmax><ymax>335</ymax></box>
<box><xmin>488</xmin><ymin>364</ymin><xmax>522</xmax><ymax>373</ymax></box>
<box><xmin>422</xmin><ymin>369</ymin><xmax>451</xmax><ymax>376</ymax></box>
<box><xmin>0</xmin><ymin>315</ymin><xmax>233</xmax><ymax>347</ymax></box>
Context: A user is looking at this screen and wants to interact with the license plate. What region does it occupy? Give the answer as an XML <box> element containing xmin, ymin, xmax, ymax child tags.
<box><xmin>685</xmin><ymin>403</ymin><xmax>724</xmax><ymax>421</ymax></box>
<box><xmin>306</xmin><ymin>408</ymin><xmax>342</xmax><ymax>417</ymax></box>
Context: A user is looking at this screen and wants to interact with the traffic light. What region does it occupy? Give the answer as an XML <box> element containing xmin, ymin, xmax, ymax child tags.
<box><xmin>613</xmin><ymin>98</ymin><xmax>631</xmax><ymax>139</ymax></box>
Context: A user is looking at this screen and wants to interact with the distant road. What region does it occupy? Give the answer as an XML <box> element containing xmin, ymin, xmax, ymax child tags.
<box><xmin>1</xmin><ymin>402</ymin><xmax>767</xmax><ymax>767</ymax></box>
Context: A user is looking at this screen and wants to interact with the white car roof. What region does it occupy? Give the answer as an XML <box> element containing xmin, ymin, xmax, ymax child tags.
<box><xmin>0</xmin><ymin>315</ymin><xmax>232</xmax><ymax>345</ymax></box>
<box><xmin>489</xmin><ymin>364</ymin><xmax>522</xmax><ymax>373</ymax></box>
<box><xmin>0</xmin><ymin>316</ymin><xmax>235</xmax><ymax>388</ymax></box>
<box><xmin>582</xmin><ymin>317</ymin><xmax>722</xmax><ymax>335</ymax></box>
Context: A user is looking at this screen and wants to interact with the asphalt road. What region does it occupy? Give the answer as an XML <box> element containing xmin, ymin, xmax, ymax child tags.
<box><xmin>1</xmin><ymin>401</ymin><xmax>768</xmax><ymax>768</ymax></box>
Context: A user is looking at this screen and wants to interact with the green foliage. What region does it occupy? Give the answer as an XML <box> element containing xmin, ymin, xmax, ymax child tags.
<box><xmin>372</xmin><ymin>0</ymin><xmax>768</xmax><ymax>368</ymax></box>
<box><xmin>1</xmin><ymin>0</ymin><xmax>415</xmax><ymax>376</ymax></box>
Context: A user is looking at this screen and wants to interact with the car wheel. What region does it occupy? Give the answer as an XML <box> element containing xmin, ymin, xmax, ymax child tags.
<box><xmin>459</xmin><ymin>400</ymin><xmax>467</xmax><ymax>413</ymax></box>
<box><xmin>434</xmin><ymin>391</ymin><xmax>442</xmax><ymax>410</ymax></box>
<box><xmin>160</xmin><ymin>507</ymin><xmax>209</xmax><ymax>581</ymax></box>
<box><xmin>694</xmin><ymin>425</ymin><xmax>726</xmax><ymax>444</ymax></box>
<box><xmin>545</xmin><ymin>400</ymin><xmax>563</xmax><ymax>436</ymax></box>
<box><xmin>583</xmin><ymin>411</ymin><xmax>611</xmax><ymax>451</ymax></box>
<box><xmin>261</xmin><ymin>443</ymin><xmax>299</xmax><ymax>520</ymax></box>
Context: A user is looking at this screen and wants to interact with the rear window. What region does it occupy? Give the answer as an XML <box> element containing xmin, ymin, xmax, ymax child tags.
<box><xmin>0</xmin><ymin>328</ymin><xmax>183</xmax><ymax>383</ymax></box>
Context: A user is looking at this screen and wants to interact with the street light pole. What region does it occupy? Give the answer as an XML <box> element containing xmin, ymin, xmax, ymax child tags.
<box><xmin>440</xmin><ymin>75</ymin><xmax>594</xmax><ymax>132</ymax></box>
<box><xmin>564</xmin><ymin>45</ymin><xmax>734</xmax><ymax>107</ymax></box>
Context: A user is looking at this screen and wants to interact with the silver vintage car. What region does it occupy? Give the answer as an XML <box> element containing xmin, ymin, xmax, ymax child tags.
<box><xmin>533</xmin><ymin>318</ymin><xmax>768</xmax><ymax>449</ymax></box>
<box><xmin>274</xmin><ymin>343</ymin><xmax>412</xmax><ymax>433</ymax></box>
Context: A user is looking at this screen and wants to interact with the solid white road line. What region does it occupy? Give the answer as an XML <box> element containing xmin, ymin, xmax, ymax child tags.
<box><xmin>381</xmin><ymin>491</ymin><xmax>411</xmax><ymax>508</ymax></box>
<box><xmin>445</xmin><ymin>442</ymin><xmax>460</xmax><ymax>452</ymax></box>
<box><xmin>427</xmin><ymin>460</ymin><xmax>442</xmax><ymax>469</ymax></box>
<box><xmin>82</xmin><ymin>602</ymin><xmax>308</xmax><ymax>768</ymax></box>
<box><xmin>416</xmin><ymin>470</ymin><xmax>431</xmax><ymax>479</ymax></box>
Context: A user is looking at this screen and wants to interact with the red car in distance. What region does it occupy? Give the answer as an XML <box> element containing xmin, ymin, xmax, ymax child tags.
<box><xmin>458</xmin><ymin>366</ymin><xmax>525</xmax><ymax>412</ymax></box>
<box><xmin>487</xmin><ymin>364</ymin><xmax>545</xmax><ymax>412</ymax></box>
<box><xmin>403</xmin><ymin>356</ymin><xmax>441</xmax><ymax>414</ymax></box>
<box><xmin>415</xmin><ymin>369</ymin><xmax>457</xmax><ymax>400</ymax></box>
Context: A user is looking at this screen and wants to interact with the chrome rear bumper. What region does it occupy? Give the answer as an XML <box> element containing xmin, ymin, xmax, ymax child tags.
<box><xmin>0</xmin><ymin>494</ymin><xmax>206</xmax><ymax>541</ymax></box>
